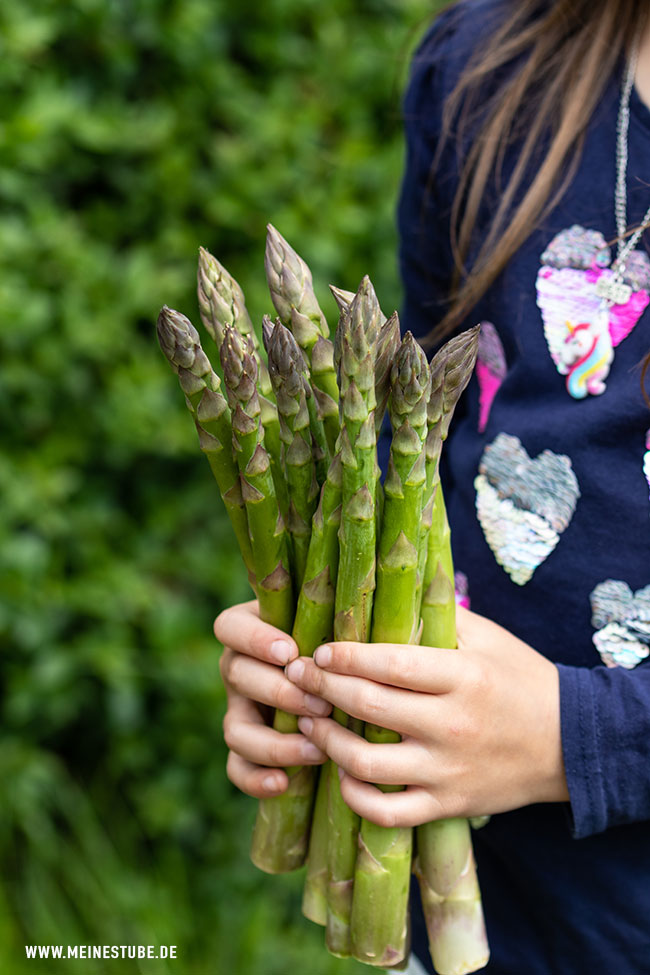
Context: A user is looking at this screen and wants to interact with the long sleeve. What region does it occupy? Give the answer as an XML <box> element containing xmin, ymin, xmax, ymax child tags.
<box><xmin>558</xmin><ymin>662</ymin><xmax>650</xmax><ymax>838</ymax></box>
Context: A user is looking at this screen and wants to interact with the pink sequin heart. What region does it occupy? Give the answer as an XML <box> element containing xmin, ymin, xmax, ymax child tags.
<box><xmin>535</xmin><ymin>225</ymin><xmax>650</xmax><ymax>399</ymax></box>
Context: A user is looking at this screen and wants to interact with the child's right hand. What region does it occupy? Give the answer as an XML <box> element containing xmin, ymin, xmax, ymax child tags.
<box><xmin>215</xmin><ymin>600</ymin><xmax>330</xmax><ymax>799</ymax></box>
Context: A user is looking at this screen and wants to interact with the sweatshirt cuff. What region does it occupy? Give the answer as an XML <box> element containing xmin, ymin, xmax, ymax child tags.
<box><xmin>557</xmin><ymin>664</ymin><xmax>608</xmax><ymax>839</ymax></box>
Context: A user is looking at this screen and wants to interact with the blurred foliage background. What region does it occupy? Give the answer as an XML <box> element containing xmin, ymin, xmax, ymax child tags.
<box><xmin>1</xmin><ymin>0</ymin><xmax>440</xmax><ymax>971</ymax></box>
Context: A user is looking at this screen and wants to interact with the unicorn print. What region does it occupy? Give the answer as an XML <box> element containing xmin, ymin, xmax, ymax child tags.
<box><xmin>556</xmin><ymin>312</ymin><xmax>614</xmax><ymax>398</ymax></box>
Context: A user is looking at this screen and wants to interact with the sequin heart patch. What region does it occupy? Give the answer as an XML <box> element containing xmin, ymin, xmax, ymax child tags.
<box><xmin>476</xmin><ymin>322</ymin><xmax>506</xmax><ymax>432</ymax></box>
<box><xmin>536</xmin><ymin>225</ymin><xmax>650</xmax><ymax>399</ymax></box>
<box><xmin>590</xmin><ymin>579</ymin><xmax>650</xmax><ymax>669</ymax></box>
<box><xmin>475</xmin><ymin>433</ymin><xmax>580</xmax><ymax>585</ymax></box>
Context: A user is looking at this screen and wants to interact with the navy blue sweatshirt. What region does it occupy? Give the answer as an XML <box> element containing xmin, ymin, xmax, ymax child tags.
<box><xmin>398</xmin><ymin>3</ymin><xmax>650</xmax><ymax>973</ymax></box>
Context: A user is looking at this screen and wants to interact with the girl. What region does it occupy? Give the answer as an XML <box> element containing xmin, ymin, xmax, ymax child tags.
<box><xmin>215</xmin><ymin>1</ymin><xmax>650</xmax><ymax>972</ymax></box>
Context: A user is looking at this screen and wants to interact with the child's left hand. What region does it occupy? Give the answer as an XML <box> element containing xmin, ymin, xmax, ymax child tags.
<box><xmin>285</xmin><ymin>605</ymin><xmax>569</xmax><ymax>827</ymax></box>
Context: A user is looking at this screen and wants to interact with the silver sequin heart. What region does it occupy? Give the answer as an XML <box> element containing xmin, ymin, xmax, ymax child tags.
<box><xmin>475</xmin><ymin>433</ymin><xmax>580</xmax><ymax>585</ymax></box>
<box><xmin>590</xmin><ymin>579</ymin><xmax>650</xmax><ymax>668</ymax></box>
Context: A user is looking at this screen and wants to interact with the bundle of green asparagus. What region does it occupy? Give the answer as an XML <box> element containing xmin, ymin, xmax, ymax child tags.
<box><xmin>156</xmin><ymin>225</ymin><xmax>489</xmax><ymax>974</ymax></box>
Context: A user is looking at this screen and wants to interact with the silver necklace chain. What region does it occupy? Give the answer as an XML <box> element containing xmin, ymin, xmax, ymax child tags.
<box><xmin>613</xmin><ymin>46</ymin><xmax>650</xmax><ymax>280</ymax></box>
<box><xmin>595</xmin><ymin>43</ymin><xmax>650</xmax><ymax>305</ymax></box>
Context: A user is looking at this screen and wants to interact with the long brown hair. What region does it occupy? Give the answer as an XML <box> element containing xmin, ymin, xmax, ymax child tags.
<box><xmin>428</xmin><ymin>0</ymin><xmax>649</xmax><ymax>340</ymax></box>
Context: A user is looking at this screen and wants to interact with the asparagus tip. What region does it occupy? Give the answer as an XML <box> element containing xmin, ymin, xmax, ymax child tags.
<box><xmin>156</xmin><ymin>306</ymin><xmax>200</xmax><ymax>369</ymax></box>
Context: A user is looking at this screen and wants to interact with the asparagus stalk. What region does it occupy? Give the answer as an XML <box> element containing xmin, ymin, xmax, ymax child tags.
<box><xmin>156</xmin><ymin>307</ymin><xmax>255</xmax><ymax>587</ymax></box>
<box><xmin>350</xmin><ymin>333</ymin><xmax>431</xmax><ymax>969</ymax></box>
<box><xmin>263</xmin><ymin>318</ymin><xmax>320</xmax><ymax>590</ymax></box>
<box><xmin>325</xmin><ymin>276</ymin><xmax>382</xmax><ymax>957</ymax></box>
<box><xmin>417</xmin><ymin>327</ymin><xmax>481</xmax><ymax>619</ymax></box>
<box><xmin>252</xmin><ymin>449</ymin><xmax>343</xmax><ymax>874</ymax></box>
<box><xmin>265</xmin><ymin>225</ymin><xmax>340</xmax><ymax>452</ymax></box>
<box><xmin>302</xmin><ymin>762</ymin><xmax>331</xmax><ymax>925</ymax></box>
<box><xmin>220</xmin><ymin>326</ymin><xmax>293</xmax><ymax>633</ymax></box>
<box><xmin>292</xmin><ymin>449</ymin><xmax>343</xmax><ymax>918</ymax></box>
<box><xmin>309</xmin><ymin>334</ymin><xmax>340</xmax><ymax>456</ymax></box>
<box><xmin>198</xmin><ymin>246</ymin><xmax>288</xmax><ymax>518</ymax></box>
<box><xmin>415</xmin><ymin>326</ymin><xmax>488</xmax><ymax>975</ymax></box>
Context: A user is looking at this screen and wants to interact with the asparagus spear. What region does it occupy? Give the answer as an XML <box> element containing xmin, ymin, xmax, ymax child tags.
<box><xmin>309</xmin><ymin>333</ymin><xmax>340</xmax><ymax>456</ymax></box>
<box><xmin>415</xmin><ymin>326</ymin><xmax>488</xmax><ymax>975</ymax></box>
<box><xmin>374</xmin><ymin>312</ymin><xmax>401</xmax><ymax>433</ymax></box>
<box><xmin>197</xmin><ymin>246</ymin><xmax>288</xmax><ymax>518</ymax></box>
<box><xmin>328</xmin><ymin>284</ymin><xmax>398</xmax><ymax>433</ymax></box>
<box><xmin>295</xmin><ymin>451</ymin><xmax>343</xmax><ymax>918</ymax></box>
<box><xmin>325</xmin><ymin>276</ymin><xmax>382</xmax><ymax>958</ymax></box>
<box><xmin>302</xmin><ymin>762</ymin><xmax>330</xmax><ymax>925</ymax></box>
<box><xmin>263</xmin><ymin>318</ymin><xmax>320</xmax><ymax>590</ymax></box>
<box><xmin>265</xmin><ymin>224</ymin><xmax>340</xmax><ymax>452</ymax></box>
<box><xmin>156</xmin><ymin>307</ymin><xmax>255</xmax><ymax>587</ymax></box>
<box><xmin>197</xmin><ymin>246</ymin><xmax>260</xmax><ymax>361</ymax></box>
<box><xmin>418</xmin><ymin>326</ymin><xmax>480</xmax><ymax>627</ymax></box>
<box><xmin>220</xmin><ymin>326</ymin><xmax>293</xmax><ymax>633</ymax></box>
<box><xmin>350</xmin><ymin>333</ymin><xmax>431</xmax><ymax>968</ymax></box>
<box><xmin>252</xmin><ymin>448</ymin><xmax>343</xmax><ymax>874</ymax></box>
<box><xmin>416</xmin><ymin>500</ymin><xmax>489</xmax><ymax>975</ymax></box>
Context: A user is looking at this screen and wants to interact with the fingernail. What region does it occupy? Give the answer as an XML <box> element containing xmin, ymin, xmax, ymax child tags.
<box><xmin>302</xmin><ymin>742</ymin><xmax>324</xmax><ymax>761</ymax></box>
<box><xmin>270</xmin><ymin>639</ymin><xmax>293</xmax><ymax>664</ymax></box>
<box><xmin>298</xmin><ymin>716</ymin><xmax>313</xmax><ymax>736</ymax></box>
<box><xmin>285</xmin><ymin>658</ymin><xmax>305</xmax><ymax>681</ymax></box>
<box><xmin>262</xmin><ymin>774</ymin><xmax>280</xmax><ymax>792</ymax></box>
<box><xmin>314</xmin><ymin>644</ymin><xmax>332</xmax><ymax>667</ymax></box>
<box><xmin>304</xmin><ymin>693</ymin><xmax>330</xmax><ymax>716</ymax></box>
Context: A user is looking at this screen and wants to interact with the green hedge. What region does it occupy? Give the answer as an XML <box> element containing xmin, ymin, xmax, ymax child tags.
<box><xmin>0</xmin><ymin>1</ymin><xmax>438</xmax><ymax>971</ymax></box>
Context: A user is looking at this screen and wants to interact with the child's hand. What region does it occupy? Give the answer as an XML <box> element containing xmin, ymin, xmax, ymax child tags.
<box><xmin>215</xmin><ymin>600</ymin><xmax>329</xmax><ymax>800</ymax></box>
<box><xmin>285</xmin><ymin>605</ymin><xmax>569</xmax><ymax>827</ymax></box>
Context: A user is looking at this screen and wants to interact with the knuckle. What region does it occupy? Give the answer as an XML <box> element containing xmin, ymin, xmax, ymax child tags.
<box><xmin>446</xmin><ymin>711</ymin><xmax>477</xmax><ymax>743</ymax></box>
<box><xmin>427</xmin><ymin>791</ymin><xmax>451</xmax><ymax>821</ymax></box>
<box><xmin>397</xmin><ymin>651</ymin><xmax>421</xmax><ymax>688</ymax></box>
<box><xmin>336</xmin><ymin>642</ymin><xmax>355</xmax><ymax>671</ymax></box>
<box><xmin>306</xmin><ymin>663</ymin><xmax>326</xmax><ymax>694</ymax></box>
<box><xmin>349</xmin><ymin>749</ymin><xmax>376</xmax><ymax>783</ymax></box>
<box><xmin>267</xmin><ymin>737</ymin><xmax>287</xmax><ymax>767</ymax></box>
<box><xmin>358</xmin><ymin>683</ymin><xmax>386</xmax><ymax>721</ymax></box>
<box><xmin>278</xmin><ymin>681</ymin><xmax>300</xmax><ymax>714</ymax></box>
<box><xmin>385</xmin><ymin>648</ymin><xmax>404</xmax><ymax>681</ymax></box>
<box><xmin>224</xmin><ymin>652</ymin><xmax>243</xmax><ymax>690</ymax></box>
<box><xmin>464</xmin><ymin>657</ymin><xmax>491</xmax><ymax>696</ymax></box>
